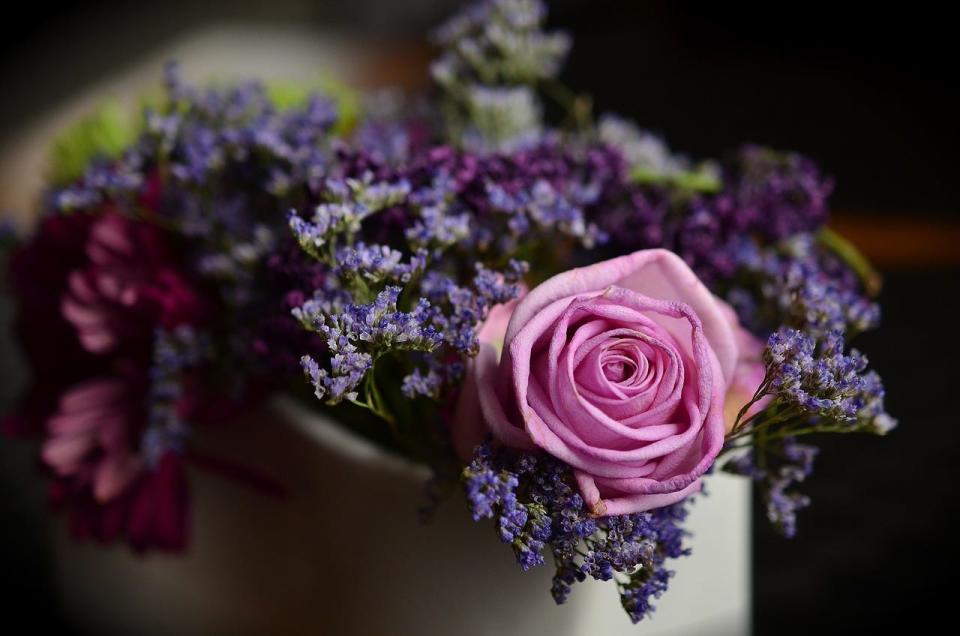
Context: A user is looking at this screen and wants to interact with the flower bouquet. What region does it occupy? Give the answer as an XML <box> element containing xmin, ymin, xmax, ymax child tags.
<box><xmin>1</xmin><ymin>0</ymin><xmax>894</xmax><ymax>630</ymax></box>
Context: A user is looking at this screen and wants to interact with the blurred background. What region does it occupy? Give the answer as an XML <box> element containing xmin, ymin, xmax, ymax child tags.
<box><xmin>2</xmin><ymin>1</ymin><xmax>957</xmax><ymax>634</ymax></box>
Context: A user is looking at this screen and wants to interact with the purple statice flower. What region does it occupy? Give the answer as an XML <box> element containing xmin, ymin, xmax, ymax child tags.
<box><xmin>672</xmin><ymin>195</ymin><xmax>735</xmax><ymax>280</ymax></box>
<box><xmin>419</xmin><ymin>262</ymin><xmax>524</xmax><ymax>356</ymax></box>
<box><xmin>295</xmin><ymin>286</ymin><xmax>443</xmax><ymax>405</ymax></box>
<box><xmin>356</xmin><ymin>119</ymin><xmax>412</xmax><ymax>166</ymax></box>
<box><xmin>431</xmin><ymin>0</ymin><xmax>570</xmax><ymax>86</ymax></box>
<box><xmin>463</xmin><ymin>442</ymin><xmax>548</xmax><ymax>571</ymax></box>
<box><xmin>420</xmin><ymin>272</ymin><xmax>484</xmax><ymax>354</ymax></box>
<box><xmin>431</xmin><ymin>0</ymin><xmax>569</xmax><ymax>151</ymax></box>
<box><xmin>300</xmin><ymin>350</ymin><xmax>371</xmax><ymax>404</ymax></box>
<box><xmin>290</xmin><ymin>174</ymin><xmax>412</xmax><ymax>260</ymax></box>
<box><xmin>590</xmin><ymin>140</ymin><xmax>834</xmax><ymax>288</ymax></box>
<box><xmin>149</xmin><ymin>61</ymin><xmax>343</xmax><ymax>201</ymax></box>
<box><xmin>473</xmin><ymin>261</ymin><xmax>527</xmax><ymax>304</ymax></box>
<box><xmin>463</xmin><ymin>443</ymin><xmax>520</xmax><ymax>521</ymax></box>
<box><xmin>49</xmin><ymin>154</ymin><xmax>144</xmax><ymax>213</ymax></box>
<box><xmin>597</xmin><ymin>114</ymin><xmax>702</xmax><ymax>181</ymax></box>
<box><xmin>619</xmin><ymin>565</ymin><xmax>674</xmax><ymax>624</ymax></box>
<box><xmin>401</xmin><ymin>366</ymin><xmax>444</xmax><ymax>399</ymax></box>
<box><xmin>141</xmin><ymin>326</ymin><xmax>212</xmax><ymax>466</ymax></box>
<box><xmin>464</xmin><ymin>442</ymin><xmax>691</xmax><ymax>623</ymax></box>
<box><xmin>765</xmin><ymin>328</ymin><xmax>894</xmax><ymax>429</ymax></box>
<box><xmin>405</xmin><ymin>202</ymin><xmax>472</xmax><ymax>250</ymax></box>
<box><xmin>395</xmin><ymin>141</ymin><xmax>620</xmax><ymax>262</ymax></box>
<box><xmin>290</xmin><ymin>284</ymin><xmax>351</xmax><ymax>331</ymax></box>
<box><xmin>857</xmin><ymin>370</ymin><xmax>897</xmax><ymax>435</ymax></box>
<box><xmin>485</xmin><ymin>176</ymin><xmax>606</xmax><ymax>249</ymax></box>
<box><xmin>551</xmin><ymin>560</ymin><xmax>587</xmax><ymax>605</ymax></box>
<box><xmin>288</xmin><ymin>201</ymin><xmax>365</xmax><ymax>257</ymax></box>
<box><xmin>196</xmin><ymin>223</ymin><xmax>276</xmax><ymax>307</ymax></box>
<box><xmin>402</xmin><ymin>355</ymin><xmax>465</xmax><ymax>399</ymax></box>
<box><xmin>343</xmin><ymin>288</ymin><xmax>441</xmax><ymax>351</ymax></box>
<box><xmin>526</xmin><ymin>179</ymin><xmax>604</xmax><ymax>246</ymax></box>
<box><xmin>288</xmin><ymin>210</ymin><xmax>334</xmax><ymax>259</ymax></box>
<box><xmin>581</xmin><ymin>515</ymin><xmax>657</xmax><ymax>581</ymax></box>
<box><xmin>335</xmin><ymin>242</ymin><xmax>427</xmax><ymax>284</ymax></box>
<box><xmin>312</xmin><ymin>287</ymin><xmax>441</xmax><ymax>353</ymax></box>
<box><xmin>725</xmin><ymin>437</ymin><xmax>818</xmax><ymax>538</ymax></box>
<box><xmin>169</xmin><ymin>123</ymin><xmax>225</xmax><ymax>185</ymax></box>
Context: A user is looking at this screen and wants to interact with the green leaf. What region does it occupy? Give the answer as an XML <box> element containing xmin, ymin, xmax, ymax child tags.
<box><xmin>265</xmin><ymin>75</ymin><xmax>361</xmax><ymax>136</ymax></box>
<box><xmin>629</xmin><ymin>166</ymin><xmax>722</xmax><ymax>194</ymax></box>
<box><xmin>47</xmin><ymin>100</ymin><xmax>138</xmax><ymax>185</ymax></box>
<box><xmin>816</xmin><ymin>226</ymin><xmax>882</xmax><ymax>297</ymax></box>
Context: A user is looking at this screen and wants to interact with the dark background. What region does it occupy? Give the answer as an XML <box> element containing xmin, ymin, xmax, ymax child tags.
<box><xmin>2</xmin><ymin>1</ymin><xmax>956</xmax><ymax>634</ymax></box>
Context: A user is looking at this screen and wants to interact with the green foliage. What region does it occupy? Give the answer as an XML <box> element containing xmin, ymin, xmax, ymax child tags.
<box><xmin>47</xmin><ymin>100</ymin><xmax>138</xmax><ymax>185</ymax></box>
<box><xmin>630</xmin><ymin>165</ymin><xmax>722</xmax><ymax>194</ymax></box>
<box><xmin>265</xmin><ymin>75</ymin><xmax>361</xmax><ymax>136</ymax></box>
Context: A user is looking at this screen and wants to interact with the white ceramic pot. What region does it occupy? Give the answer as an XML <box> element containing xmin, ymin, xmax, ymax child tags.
<box><xmin>52</xmin><ymin>396</ymin><xmax>750</xmax><ymax>636</ymax></box>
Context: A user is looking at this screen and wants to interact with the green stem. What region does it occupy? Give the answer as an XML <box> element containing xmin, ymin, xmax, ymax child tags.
<box><xmin>759</xmin><ymin>424</ymin><xmax>862</xmax><ymax>443</ymax></box>
<box><xmin>326</xmin><ymin>234</ymin><xmax>338</xmax><ymax>267</ymax></box>
<box><xmin>730</xmin><ymin>380</ymin><xmax>772</xmax><ymax>435</ymax></box>
<box><xmin>817</xmin><ymin>227</ymin><xmax>882</xmax><ymax>297</ymax></box>
<box><xmin>727</xmin><ymin>403</ymin><xmax>798</xmax><ymax>444</ymax></box>
<box><xmin>364</xmin><ymin>366</ymin><xmax>396</xmax><ymax>428</ymax></box>
<box><xmin>539</xmin><ymin>79</ymin><xmax>593</xmax><ymax>131</ymax></box>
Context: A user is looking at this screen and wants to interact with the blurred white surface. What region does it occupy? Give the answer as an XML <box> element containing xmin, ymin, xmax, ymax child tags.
<box><xmin>54</xmin><ymin>395</ymin><xmax>749</xmax><ymax>636</ymax></box>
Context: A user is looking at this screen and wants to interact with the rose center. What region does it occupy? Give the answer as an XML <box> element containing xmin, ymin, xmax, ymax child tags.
<box><xmin>598</xmin><ymin>339</ymin><xmax>648</xmax><ymax>386</ymax></box>
<box><xmin>601</xmin><ymin>358</ymin><xmax>634</xmax><ymax>383</ymax></box>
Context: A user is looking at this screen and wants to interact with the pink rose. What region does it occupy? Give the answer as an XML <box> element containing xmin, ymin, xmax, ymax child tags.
<box><xmin>457</xmin><ymin>249</ymin><xmax>763</xmax><ymax>516</ymax></box>
<box><xmin>719</xmin><ymin>302</ymin><xmax>771</xmax><ymax>432</ymax></box>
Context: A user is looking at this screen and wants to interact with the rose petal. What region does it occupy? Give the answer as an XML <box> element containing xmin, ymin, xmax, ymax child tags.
<box><xmin>504</xmin><ymin>249</ymin><xmax>738</xmax><ymax>387</ymax></box>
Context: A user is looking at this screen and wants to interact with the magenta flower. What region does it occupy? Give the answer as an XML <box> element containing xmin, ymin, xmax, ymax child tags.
<box><xmin>3</xmin><ymin>210</ymin><xmax>205</xmax><ymax>551</ymax></box>
<box><xmin>50</xmin><ymin>450</ymin><xmax>189</xmax><ymax>552</ymax></box>
<box><xmin>61</xmin><ymin>212</ymin><xmax>207</xmax><ymax>355</ymax></box>
<box><xmin>41</xmin><ymin>377</ymin><xmax>145</xmax><ymax>503</ymax></box>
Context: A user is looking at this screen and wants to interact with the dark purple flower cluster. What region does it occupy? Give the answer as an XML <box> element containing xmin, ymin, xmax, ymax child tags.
<box><xmin>719</xmin><ymin>322</ymin><xmax>893</xmax><ymax>537</ymax></box>
<box><xmin>398</xmin><ymin>143</ymin><xmax>613</xmax><ymax>258</ymax></box>
<box><xmin>650</xmin><ymin>144</ymin><xmax>832</xmax><ymax>274</ymax></box>
<box><xmin>728</xmin><ymin>145</ymin><xmax>833</xmax><ymax>241</ymax></box>
<box><xmin>464</xmin><ymin>441</ymin><xmax>690</xmax><ymax>624</ymax></box>
<box><xmin>727</xmin><ymin>234</ymin><xmax>880</xmax><ymax>337</ymax></box>
<box><xmin>590</xmin><ymin>138</ymin><xmax>835</xmax><ymax>288</ymax></box>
